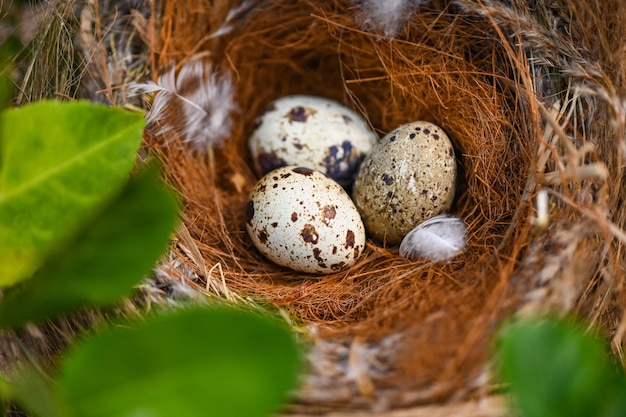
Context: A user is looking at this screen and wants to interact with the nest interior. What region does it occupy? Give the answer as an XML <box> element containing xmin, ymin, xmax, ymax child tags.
<box><xmin>141</xmin><ymin>0</ymin><xmax>626</xmax><ymax>407</ymax></box>
<box><xmin>10</xmin><ymin>0</ymin><xmax>626</xmax><ymax>411</ymax></box>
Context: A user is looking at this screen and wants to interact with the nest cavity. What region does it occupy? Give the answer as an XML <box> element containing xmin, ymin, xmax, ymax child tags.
<box><xmin>145</xmin><ymin>0</ymin><xmax>626</xmax><ymax>407</ymax></box>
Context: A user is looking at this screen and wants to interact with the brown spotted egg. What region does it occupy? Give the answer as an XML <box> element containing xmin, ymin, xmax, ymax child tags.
<box><xmin>352</xmin><ymin>121</ymin><xmax>457</xmax><ymax>246</ymax></box>
<box><xmin>248</xmin><ymin>95</ymin><xmax>377</xmax><ymax>187</ymax></box>
<box><xmin>245</xmin><ymin>166</ymin><xmax>366</xmax><ymax>274</ymax></box>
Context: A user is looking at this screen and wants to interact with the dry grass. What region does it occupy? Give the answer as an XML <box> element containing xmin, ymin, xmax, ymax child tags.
<box><xmin>5</xmin><ymin>0</ymin><xmax>626</xmax><ymax>413</ymax></box>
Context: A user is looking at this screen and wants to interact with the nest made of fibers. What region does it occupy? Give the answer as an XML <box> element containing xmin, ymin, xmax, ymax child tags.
<box><xmin>10</xmin><ymin>0</ymin><xmax>626</xmax><ymax>413</ymax></box>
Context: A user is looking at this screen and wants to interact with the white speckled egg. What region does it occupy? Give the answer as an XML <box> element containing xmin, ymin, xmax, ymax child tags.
<box><xmin>352</xmin><ymin>121</ymin><xmax>457</xmax><ymax>246</ymax></box>
<box><xmin>245</xmin><ymin>166</ymin><xmax>366</xmax><ymax>274</ymax></box>
<box><xmin>248</xmin><ymin>95</ymin><xmax>378</xmax><ymax>186</ymax></box>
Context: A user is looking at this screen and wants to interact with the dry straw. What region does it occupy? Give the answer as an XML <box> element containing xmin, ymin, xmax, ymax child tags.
<box><xmin>8</xmin><ymin>0</ymin><xmax>626</xmax><ymax>413</ymax></box>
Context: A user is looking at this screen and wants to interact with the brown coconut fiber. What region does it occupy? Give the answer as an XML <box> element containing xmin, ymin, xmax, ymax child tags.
<box><xmin>8</xmin><ymin>0</ymin><xmax>626</xmax><ymax>414</ymax></box>
<box><xmin>143</xmin><ymin>0</ymin><xmax>626</xmax><ymax>410</ymax></box>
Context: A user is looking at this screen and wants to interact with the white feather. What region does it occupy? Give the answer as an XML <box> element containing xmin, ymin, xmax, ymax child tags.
<box><xmin>209</xmin><ymin>0</ymin><xmax>260</xmax><ymax>39</ymax></box>
<box><xmin>352</xmin><ymin>0</ymin><xmax>427</xmax><ymax>38</ymax></box>
<box><xmin>129</xmin><ymin>59</ymin><xmax>237</xmax><ymax>153</ymax></box>
<box><xmin>399</xmin><ymin>214</ymin><xmax>466</xmax><ymax>262</ymax></box>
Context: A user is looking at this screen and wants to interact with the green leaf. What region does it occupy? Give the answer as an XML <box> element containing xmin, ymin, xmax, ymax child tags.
<box><xmin>0</xmin><ymin>373</ymin><xmax>11</xmax><ymax>399</ymax></box>
<box><xmin>0</xmin><ymin>100</ymin><xmax>145</xmax><ymax>287</ymax></box>
<box><xmin>0</xmin><ymin>68</ymin><xmax>13</xmax><ymax>110</ymax></box>
<box><xmin>0</xmin><ymin>374</ymin><xmax>12</xmax><ymax>417</ymax></box>
<box><xmin>57</xmin><ymin>306</ymin><xmax>301</xmax><ymax>417</ymax></box>
<box><xmin>0</xmin><ymin>39</ymin><xmax>20</xmax><ymax>108</ymax></box>
<box><xmin>497</xmin><ymin>317</ymin><xmax>625</xmax><ymax>417</ymax></box>
<box><xmin>0</xmin><ymin>165</ymin><xmax>179</xmax><ymax>328</ymax></box>
<box><xmin>8</xmin><ymin>366</ymin><xmax>66</xmax><ymax>417</ymax></box>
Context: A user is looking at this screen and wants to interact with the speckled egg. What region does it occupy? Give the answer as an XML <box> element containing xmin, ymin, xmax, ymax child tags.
<box><xmin>248</xmin><ymin>95</ymin><xmax>378</xmax><ymax>186</ymax></box>
<box><xmin>352</xmin><ymin>121</ymin><xmax>457</xmax><ymax>246</ymax></box>
<box><xmin>245</xmin><ymin>166</ymin><xmax>366</xmax><ymax>274</ymax></box>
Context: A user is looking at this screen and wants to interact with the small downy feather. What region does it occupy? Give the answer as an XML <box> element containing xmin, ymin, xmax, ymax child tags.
<box><xmin>129</xmin><ymin>59</ymin><xmax>236</xmax><ymax>153</ymax></box>
<box><xmin>209</xmin><ymin>0</ymin><xmax>262</xmax><ymax>39</ymax></box>
<box><xmin>399</xmin><ymin>214</ymin><xmax>466</xmax><ymax>262</ymax></box>
<box><xmin>352</xmin><ymin>0</ymin><xmax>427</xmax><ymax>38</ymax></box>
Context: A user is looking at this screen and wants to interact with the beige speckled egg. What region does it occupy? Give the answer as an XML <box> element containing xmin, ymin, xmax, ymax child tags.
<box><xmin>352</xmin><ymin>121</ymin><xmax>457</xmax><ymax>246</ymax></box>
<box><xmin>245</xmin><ymin>166</ymin><xmax>366</xmax><ymax>274</ymax></box>
<box><xmin>248</xmin><ymin>95</ymin><xmax>378</xmax><ymax>186</ymax></box>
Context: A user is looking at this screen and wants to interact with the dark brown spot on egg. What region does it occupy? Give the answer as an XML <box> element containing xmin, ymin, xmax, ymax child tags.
<box><xmin>382</xmin><ymin>173</ymin><xmax>394</xmax><ymax>185</ymax></box>
<box><xmin>389</xmin><ymin>135</ymin><xmax>397</xmax><ymax>142</ymax></box>
<box><xmin>331</xmin><ymin>262</ymin><xmax>346</xmax><ymax>270</ymax></box>
<box><xmin>409</xmin><ymin>133</ymin><xmax>416</xmax><ymax>139</ymax></box>
<box><xmin>293</xmin><ymin>142</ymin><xmax>304</xmax><ymax>150</ymax></box>
<box><xmin>449</xmin><ymin>147</ymin><xmax>454</xmax><ymax>157</ymax></box>
<box><xmin>245</xmin><ymin>201</ymin><xmax>254</xmax><ymax>226</ymax></box>
<box><xmin>258</xmin><ymin>152</ymin><xmax>286</xmax><ymax>175</ymax></box>
<box><xmin>342</xmin><ymin>114</ymin><xmax>353</xmax><ymax>124</ymax></box>
<box><xmin>287</xmin><ymin>106</ymin><xmax>308</xmax><ymax>122</ymax></box>
<box><xmin>293</xmin><ymin>166</ymin><xmax>315</xmax><ymax>176</ymax></box>
<box><xmin>332</xmin><ymin>246</ymin><xmax>338</xmax><ymax>255</ymax></box>
<box><xmin>273</xmin><ymin>183</ymin><xmax>278</xmax><ymax>188</ymax></box>
<box><xmin>301</xmin><ymin>224</ymin><xmax>319</xmax><ymax>244</ymax></box>
<box><xmin>424</xmin><ymin>128</ymin><xmax>431</xmax><ymax>135</ymax></box>
<box><xmin>291</xmin><ymin>212</ymin><xmax>298</xmax><ymax>222</ymax></box>
<box><xmin>280</xmin><ymin>172</ymin><xmax>292</xmax><ymax>179</ymax></box>
<box><xmin>271</xmin><ymin>222</ymin><xmax>278</xmax><ymax>228</ymax></box>
<box><xmin>323</xmin><ymin>141</ymin><xmax>361</xmax><ymax>184</ymax></box>
<box><xmin>345</xmin><ymin>230</ymin><xmax>355</xmax><ymax>248</ymax></box>
<box><xmin>415</xmin><ymin>126</ymin><xmax>421</xmax><ymax>132</ymax></box>
<box><xmin>322</xmin><ymin>205</ymin><xmax>336</xmax><ymax>224</ymax></box>
<box><xmin>258</xmin><ymin>229</ymin><xmax>268</xmax><ymax>243</ymax></box>
<box><xmin>312</xmin><ymin>248</ymin><xmax>326</xmax><ymax>268</ymax></box>
<box><xmin>433</xmin><ymin>134</ymin><xmax>440</xmax><ymax>140</ymax></box>
<box><xmin>432</xmin><ymin>195</ymin><xmax>438</xmax><ymax>201</ymax></box>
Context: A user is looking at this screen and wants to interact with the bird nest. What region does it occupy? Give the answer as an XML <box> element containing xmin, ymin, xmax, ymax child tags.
<box><xmin>11</xmin><ymin>0</ymin><xmax>626</xmax><ymax>413</ymax></box>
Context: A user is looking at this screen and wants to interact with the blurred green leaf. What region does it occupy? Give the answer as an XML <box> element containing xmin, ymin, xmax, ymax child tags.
<box><xmin>0</xmin><ymin>39</ymin><xmax>20</xmax><ymax>108</ymax></box>
<box><xmin>603</xmin><ymin>381</ymin><xmax>626</xmax><ymax>417</ymax></box>
<box><xmin>9</xmin><ymin>366</ymin><xmax>65</xmax><ymax>417</ymax></box>
<box><xmin>0</xmin><ymin>100</ymin><xmax>144</xmax><ymax>287</ymax></box>
<box><xmin>497</xmin><ymin>317</ymin><xmax>626</xmax><ymax>417</ymax></box>
<box><xmin>57</xmin><ymin>306</ymin><xmax>301</xmax><ymax>417</ymax></box>
<box><xmin>0</xmin><ymin>374</ymin><xmax>11</xmax><ymax>399</ymax></box>
<box><xmin>0</xmin><ymin>165</ymin><xmax>179</xmax><ymax>328</ymax></box>
<box><xmin>0</xmin><ymin>69</ymin><xmax>13</xmax><ymax>109</ymax></box>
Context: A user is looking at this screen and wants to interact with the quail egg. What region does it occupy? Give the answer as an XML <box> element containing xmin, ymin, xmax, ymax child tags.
<box><xmin>248</xmin><ymin>95</ymin><xmax>378</xmax><ymax>186</ymax></box>
<box><xmin>246</xmin><ymin>166</ymin><xmax>366</xmax><ymax>274</ymax></box>
<box><xmin>352</xmin><ymin>121</ymin><xmax>457</xmax><ymax>246</ymax></box>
